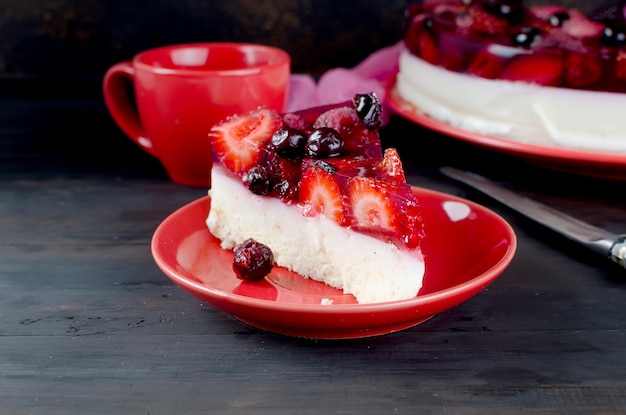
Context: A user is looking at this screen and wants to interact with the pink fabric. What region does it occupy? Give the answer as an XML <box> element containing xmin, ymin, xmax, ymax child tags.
<box><xmin>286</xmin><ymin>41</ymin><xmax>403</xmax><ymax>123</ymax></box>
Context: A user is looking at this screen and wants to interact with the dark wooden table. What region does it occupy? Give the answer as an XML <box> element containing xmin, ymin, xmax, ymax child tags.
<box><xmin>2</xmin><ymin>94</ymin><xmax>626</xmax><ymax>414</ymax></box>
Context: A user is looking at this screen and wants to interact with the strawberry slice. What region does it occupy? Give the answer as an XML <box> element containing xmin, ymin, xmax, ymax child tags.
<box><xmin>500</xmin><ymin>53</ymin><xmax>564</xmax><ymax>86</ymax></box>
<box><xmin>347</xmin><ymin>176</ymin><xmax>403</xmax><ymax>235</ymax></box>
<box><xmin>564</xmin><ymin>52</ymin><xmax>602</xmax><ymax>87</ymax></box>
<box><xmin>469</xmin><ymin>49</ymin><xmax>505</xmax><ymax>79</ymax></box>
<box><xmin>417</xmin><ymin>27</ymin><xmax>440</xmax><ymax>65</ymax></box>
<box><xmin>209</xmin><ymin>108</ymin><xmax>282</xmax><ymax>175</ymax></box>
<box><xmin>377</xmin><ymin>148</ymin><xmax>406</xmax><ymax>182</ymax></box>
<box><xmin>440</xmin><ymin>47</ymin><xmax>466</xmax><ymax>72</ymax></box>
<box><xmin>347</xmin><ymin>176</ymin><xmax>423</xmax><ymax>249</ymax></box>
<box><xmin>406</xmin><ymin>15</ymin><xmax>440</xmax><ymax>65</ymax></box>
<box><xmin>298</xmin><ymin>161</ymin><xmax>345</xmax><ymax>224</ymax></box>
<box><xmin>326</xmin><ymin>155</ymin><xmax>376</xmax><ymax>176</ymax></box>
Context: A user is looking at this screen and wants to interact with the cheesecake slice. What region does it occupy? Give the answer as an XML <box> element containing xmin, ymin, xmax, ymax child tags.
<box><xmin>206</xmin><ymin>93</ymin><xmax>425</xmax><ymax>304</ymax></box>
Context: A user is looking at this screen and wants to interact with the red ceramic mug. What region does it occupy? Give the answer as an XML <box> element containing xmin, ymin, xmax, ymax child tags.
<box><xmin>103</xmin><ymin>42</ymin><xmax>290</xmax><ymax>187</ymax></box>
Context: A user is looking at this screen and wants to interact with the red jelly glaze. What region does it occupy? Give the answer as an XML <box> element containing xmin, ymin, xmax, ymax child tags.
<box><xmin>405</xmin><ymin>0</ymin><xmax>626</xmax><ymax>93</ymax></box>
<box><xmin>209</xmin><ymin>93</ymin><xmax>425</xmax><ymax>251</ymax></box>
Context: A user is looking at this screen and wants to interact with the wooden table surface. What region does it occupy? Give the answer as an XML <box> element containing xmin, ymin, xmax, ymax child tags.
<box><xmin>1</xmin><ymin>96</ymin><xmax>626</xmax><ymax>414</ymax></box>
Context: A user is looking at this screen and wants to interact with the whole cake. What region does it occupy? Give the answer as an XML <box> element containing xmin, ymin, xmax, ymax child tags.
<box><xmin>206</xmin><ymin>93</ymin><xmax>426</xmax><ymax>304</ymax></box>
<box><xmin>396</xmin><ymin>0</ymin><xmax>626</xmax><ymax>153</ymax></box>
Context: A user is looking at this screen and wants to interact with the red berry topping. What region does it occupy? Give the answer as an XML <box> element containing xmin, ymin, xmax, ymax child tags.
<box><xmin>500</xmin><ymin>53</ymin><xmax>564</xmax><ymax>86</ymax></box>
<box><xmin>467</xmin><ymin>6</ymin><xmax>508</xmax><ymax>36</ymax></box>
<box><xmin>564</xmin><ymin>52</ymin><xmax>602</xmax><ymax>87</ymax></box>
<box><xmin>440</xmin><ymin>48</ymin><xmax>466</xmax><ymax>72</ymax></box>
<box><xmin>282</xmin><ymin>113</ymin><xmax>311</xmax><ymax>132</ymax></box>
<box><xmin>270</xmin><ymin>127</ymin><xmax>307</xmax><ymax>159</ymax></box>
<box><xmin>209</xmin><ymin>108</ymin><xmax>282</xmax><ymax>175</ymax></box>
<box><xmin>260</xmin><ymin>149</ymin><xmax>301</xmax><ymax>201</ymax></box>
<box><xmin>313</xmin><ymin>107</ymin><xmax>381</xmax><ymax>159</ymax></box>
<box><xmin>242</xmin><ymin>165</ymin><xmax>271</xmax><ymax>195</ymax></box>
<box><xmin>512</xmin><ymin>27</ymin><xmax>543</xmax><ymax>48</ymax></box>
<box><xmin>232</xmin><ymin>238</ymin><xmax>274</xmax><ymax>282</ymax></box>
<box><xmin>352</xmin><ymin>92</ymin><xmax>383</xmax><ymax>129</ymax></box>
<box><xmin>418</xmin><ymin>26</ymin><xmax>441</xmax><ymax>65</ymax></box>
<box><xmin>377</xmin><ymin>148</ymin><xmax>406</xmax><ymax>182</ymax></box>
<box><xmin>531</xmin><ymin>6</ymin><xmax>568</xmax><ymax>24</ymax></box>
<box><xmin>298</xmin><ymin>161</ymin><xmax>345</xmax><ymax>224</ymax></box>
<box><xmin>406</xmin><ymin>15</ymin><xmax>440</xmax><ymax>65</ymax></box>
<box><xmin>346</xmin><ymin>177</ymin><xmax>423</xmax><ymax>249</ymax></box>
<box><xmin>305</xmin><ymin>127</ymin><xmax>345</xmax><ymax>158</ymax></box>
<box><xmin>403</xmin><ymin>1</ymin><xmax>626</xmax><ymax>93</ymax></box>
<box><xmin>313</xmin><ymin>106</ymin><xmax>361</xmax><ymax>133</ymax></box>
<box><xmin>209</xmin><ymin>94</ymin><xmax>424</xmax><ymax>252</ymax></box>
<box><xmin>468</xmin><ymin>49</ymin><xmax>505</xmax><ymax>79</ymax></box>
<box><xmin>325</xmin><ymin>155</ymin><xmax>377</xmax><ymax>177</ymax></box>
<box><xmin>561</xmin><ymin>10</ymin><xmax>604</xmax><ymax>40</ymax></box>
<box><xmin>481</xmin><ymin>0</ymin><xmax>524</xmax><ymax>24</ymax></box>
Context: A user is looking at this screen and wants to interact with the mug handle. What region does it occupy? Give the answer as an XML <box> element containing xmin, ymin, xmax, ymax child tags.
<box><xmin>102</xmin><ymin>62</ymin><xmax>157</xmax><ymax>157</ymax></box>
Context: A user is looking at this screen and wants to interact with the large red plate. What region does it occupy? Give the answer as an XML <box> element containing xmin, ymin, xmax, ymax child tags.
<box><xmin>151</xmin><ymin>188</ymin><xmax>516</xmax><ymax>339</ymax></box>
<box><xmin>386</xmin><ymin>80</ymin><xmax>626</xmax><ymax>180</ymax></box>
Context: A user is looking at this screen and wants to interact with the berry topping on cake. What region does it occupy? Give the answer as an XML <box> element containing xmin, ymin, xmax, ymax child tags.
<box><xmin>299</xmin><ymin>161</ymin><xmax>345</xmax><ymax>224</ymax></box>
<box><xmin>304</xmin><ymin>127</ymin><xmax>345</xmax><ymax>158</ymax></box>
<box><xmin>208</xmin><ymin>92</ymin><xmax>424</xmax><ymax>250</ymax></box>
<box><xmin>499</xmin><ymin>53</ymin><xmax>564</xmax><ymax>86</ymax></box>
<box><xmin>347</xmin><ymin>177</ymin><xmax>423</xmax><ymax>250</ymax></box>
<box><xmin>403</xmin><ymin>0</ymin><xmax>626</xmax><ymax>92</ymax></box>
<box><xmin>353</xmin><ymin>92</ymin><xmax>384</xmax><ymax>129</ymax></box>
<box><xmin>232</xmin><ymin>238</ymin><xmax>274</xmax><ymax>282</ymax></box>
<box><xmin>270</xmin><ymin>127</ymin><xmax>308</xmax><ymax>158</ymax></box>
<box><xmin>242</xmin><ymin>165</ymin><xmax>271</xmax><ymax>196</ymax></box>
<box><xmin>264</xmin><ymin>149</ymin><xmax>302</xmax><ymax>201</ymax></box>
<box><xmin>378</xmin><ymin>148</ymin><xmax>406</xmax><ymax>182</ymax></box>
<box><xmin>209</xmin><ymin>108</ymin><xmax>283</xmax><ymax>174</ymax></box>
<box><xmin>207</xmin><ymin>93</ymin><xmax>427</xmax><ymax>303</ymax></box>
<box><xmin>468</xmin><ymin>49</ymin><xmax>505</xmax><ymax>79</ymax></box>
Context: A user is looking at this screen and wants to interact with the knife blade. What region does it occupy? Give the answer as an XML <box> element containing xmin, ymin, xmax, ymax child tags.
<box><xmin>440</xmin><ymin>167</ymin><xmax>626</xmax><ymax>269</ymax></box>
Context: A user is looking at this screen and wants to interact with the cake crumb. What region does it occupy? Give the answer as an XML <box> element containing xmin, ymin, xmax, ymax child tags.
<box><xmin>320</xmin><ymin>298</ymin><xmax>334</xmax><ymax>305</ymax></box>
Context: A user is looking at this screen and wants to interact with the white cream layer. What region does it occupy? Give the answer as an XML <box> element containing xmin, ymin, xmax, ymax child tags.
<box><xmin>206</xmin><ymin>165</ymin><xmax>425</xmax><ymax>304</ymax></box>
<box><xmin>396</xmin><ymin>49</ymin><xmax>626</xmax><ymax>153</ymax></box>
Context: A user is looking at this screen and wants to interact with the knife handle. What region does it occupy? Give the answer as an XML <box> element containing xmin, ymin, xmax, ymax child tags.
<box><xmin>610</xmin><ymin>236</ymin><xmax>626</xmax><ymax>269</ymax></box>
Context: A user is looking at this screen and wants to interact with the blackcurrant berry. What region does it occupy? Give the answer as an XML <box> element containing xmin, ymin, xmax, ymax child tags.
<box><xmin>232</xmin><ymin>238</ymin><xmax>274</xmax><ymax>282</ymax></box>
<box><xmin>548</xmin><ymin>11</ymin><xmax>570</xmax><ymax>27</ymax></box>
<box><xmin>353</xmin><ymin>92</ymin><xmax>383</xmax><ymax>129</ymax></box>
<box><xmin>242</xmin><ymin>166</ymin><xmax>271</xmax><ymax>195</ymax></box>
<box><xmin>513</xmin><ymin>27</ymin><xmax>542</xmax><ymax>48</ymax></box>
<box><xmin>304</xmin><ymin>128</ymin><xmax>345</xmax><ymax>158</ymax></box>
<box><xmin>270</xmin><ymin>127</ymin><xmax>307</xmax><ymax>158</ymax></box>
<box><xmin>601</xmin><ymin>25</ymin><xmax>626</xmax><ymax>47</ymax></box>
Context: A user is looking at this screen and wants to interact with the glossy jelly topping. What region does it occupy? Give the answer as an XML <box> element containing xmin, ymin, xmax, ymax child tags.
<box><xmin>405</xmin><ymin>0</ymin><xmax>626</xmax><ymax>92</ymax></box>
<box><xmin>208</xmin><ymin>93</ymin><xmax>425</xmax><ymax>250</ymax></box>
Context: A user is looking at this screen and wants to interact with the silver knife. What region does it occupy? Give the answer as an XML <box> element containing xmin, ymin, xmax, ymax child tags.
<box><xmin>440</xmin><ymin>167</ymin><xmax>626</xmax><ymax>269</ymax></box>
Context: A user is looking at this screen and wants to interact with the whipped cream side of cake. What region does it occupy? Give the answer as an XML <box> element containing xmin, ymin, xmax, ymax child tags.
<box><xmin>397</xmin><ymin>49</ymin><xmax>626</xmax><ymax>152</ymax></box>
<box><xmin>398</xmin><ymin>0</ymin><xmax>626</xmax><ymax>153</ymax></box>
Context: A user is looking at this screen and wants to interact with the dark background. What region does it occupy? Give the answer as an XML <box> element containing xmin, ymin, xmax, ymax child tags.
<box><xmin>0</xmin><ymin>0</ymin><xmax>611</xmax><ymax>98</ymax></box>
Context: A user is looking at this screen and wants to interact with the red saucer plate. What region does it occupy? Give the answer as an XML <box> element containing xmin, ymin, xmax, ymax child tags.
<box><xmin>386</xmin><ymin>80</ymin><xmax>626</xmax><ymax>181</ymax></box>
<box><xmin>152</xmin><ymin>188</ymin><xmax>516</xmax><ymax>339</ymax></box>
